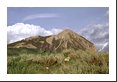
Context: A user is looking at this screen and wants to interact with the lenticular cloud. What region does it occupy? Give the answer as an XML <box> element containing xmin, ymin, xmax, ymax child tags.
<box><xmin>7</xmin><ymin>23</ymin><xmax>62</xmax><ymax>44</ymax></box>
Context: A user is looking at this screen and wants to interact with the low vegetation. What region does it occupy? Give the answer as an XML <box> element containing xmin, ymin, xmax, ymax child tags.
<box><xmin>7</xmin><ymin>48</ymin><xmax>109</xmax><ymax>74</ymax></box>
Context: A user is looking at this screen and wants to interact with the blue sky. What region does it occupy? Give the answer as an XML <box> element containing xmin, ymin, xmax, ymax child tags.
<box><xmin>7</xmin><ymin>7</ymin><xmax>108</xmax><ymax>31</ymax></box>
<box><xmin>7</xmin><ymin>7</ymin><xmax>109</xmax><ymax>52</ymax></box>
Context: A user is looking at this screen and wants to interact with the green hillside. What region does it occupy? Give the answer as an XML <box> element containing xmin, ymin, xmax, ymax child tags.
<box><xmin>7</xmin><ymin>48</ymin><xmax>109</xmax><ymax>74</ymax></box>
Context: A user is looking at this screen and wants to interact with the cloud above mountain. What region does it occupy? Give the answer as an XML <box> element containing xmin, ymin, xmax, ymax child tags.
<box><xmin>7</xmin><ymin>22</ymin><xmax>109</xmax><ymax>52</ymax></box>
<box><xmin>80</xmin><ymin>23</ymin><xmax>109</xmax><ymax>52</ymax></box>
<box><xmin>23</xmin><ymin>13</ymin><xmax>59</xmax><ymax>22</ymax></box>
<box><xmin>7</xmin><ymin>23</ymin><xmax>62</xmax><ymax>44</ymax></box>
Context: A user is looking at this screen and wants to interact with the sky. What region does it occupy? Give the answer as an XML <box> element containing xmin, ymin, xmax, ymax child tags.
<box><xmin>7</xmin><ymin>7</ymin><xmax>109</xmax><ymax>52</ymax></box>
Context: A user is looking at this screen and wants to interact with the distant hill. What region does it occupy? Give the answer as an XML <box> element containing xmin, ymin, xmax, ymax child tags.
<box><xmin>8</xmin><ymin>29</ymin><xmax>96</xmax><ymax>52</ymax></box>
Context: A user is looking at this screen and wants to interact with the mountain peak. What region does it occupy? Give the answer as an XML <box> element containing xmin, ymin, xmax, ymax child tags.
<box><xmin>62</xmin><ymin>29</ymin><xmax>74</xmax><ymax>34</ymax></box>
<box><xmin>57</xmin><ymin>29</ymin><xmax>75</xmax><ymax>36</ymax></box>
<box><xmin>57</xmin><ymin>29</ymin><xmax>78</xmax><ymax>40</ymax></box>
<box><xmin>63</xmin><ymin>29</ymin><xmax>73</xmax><ymax>32</ymax></box>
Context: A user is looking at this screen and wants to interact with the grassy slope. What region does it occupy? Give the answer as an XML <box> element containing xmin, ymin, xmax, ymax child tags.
<box><xmin>7</xmin><ymin>48</ymin><xmax>109</xmax><ymax>74</ymax></box>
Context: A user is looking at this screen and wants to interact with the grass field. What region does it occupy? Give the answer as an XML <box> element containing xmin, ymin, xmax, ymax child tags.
<box><xmin>7</xmin><ymin>48</ymin><xmax>109</xmax><ymax>74</ymax></box>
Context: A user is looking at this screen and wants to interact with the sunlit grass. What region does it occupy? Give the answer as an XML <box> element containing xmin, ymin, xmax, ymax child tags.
<box><xmin>7</xmin><ymin>48</ymin><xmax>109</xmax><ymax>74</ymax></box>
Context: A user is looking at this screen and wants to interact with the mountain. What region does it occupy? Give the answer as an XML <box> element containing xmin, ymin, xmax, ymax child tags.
<box><xmin>8</xmin><ymin>29</ymin><xmax>96</xmax><ymax>52</ymax></box>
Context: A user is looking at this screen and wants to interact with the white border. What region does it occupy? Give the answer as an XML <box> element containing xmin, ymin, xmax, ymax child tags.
<box><xmin>0</xmin><ymin>0</ymin><xmax>116</xmax><ymax>81</ymax></box>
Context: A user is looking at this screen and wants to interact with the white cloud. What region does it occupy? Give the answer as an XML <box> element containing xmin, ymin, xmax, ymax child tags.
<box><xmin>23</xmin><ymin>14</ymin><xmax>59</xmax><ymax>21</ymax></box>
<box><xmin>7</xmin><ymin>23</ymin><xmax>62</xmax><ymax>44</ymax></box>
<box><xmin>80</xmin><ymin>23</ymin><xmax>109</xmax><ymax>52</ymax></box>
<box><xmin>50</xmin><ymin>28</ymin><xmax>63</xmax><ymax>35</ymax></box>
<box><xmin>105</xmin><ymin>10</ymin><xmax>109</xmax><ymax>16</ymax></box>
